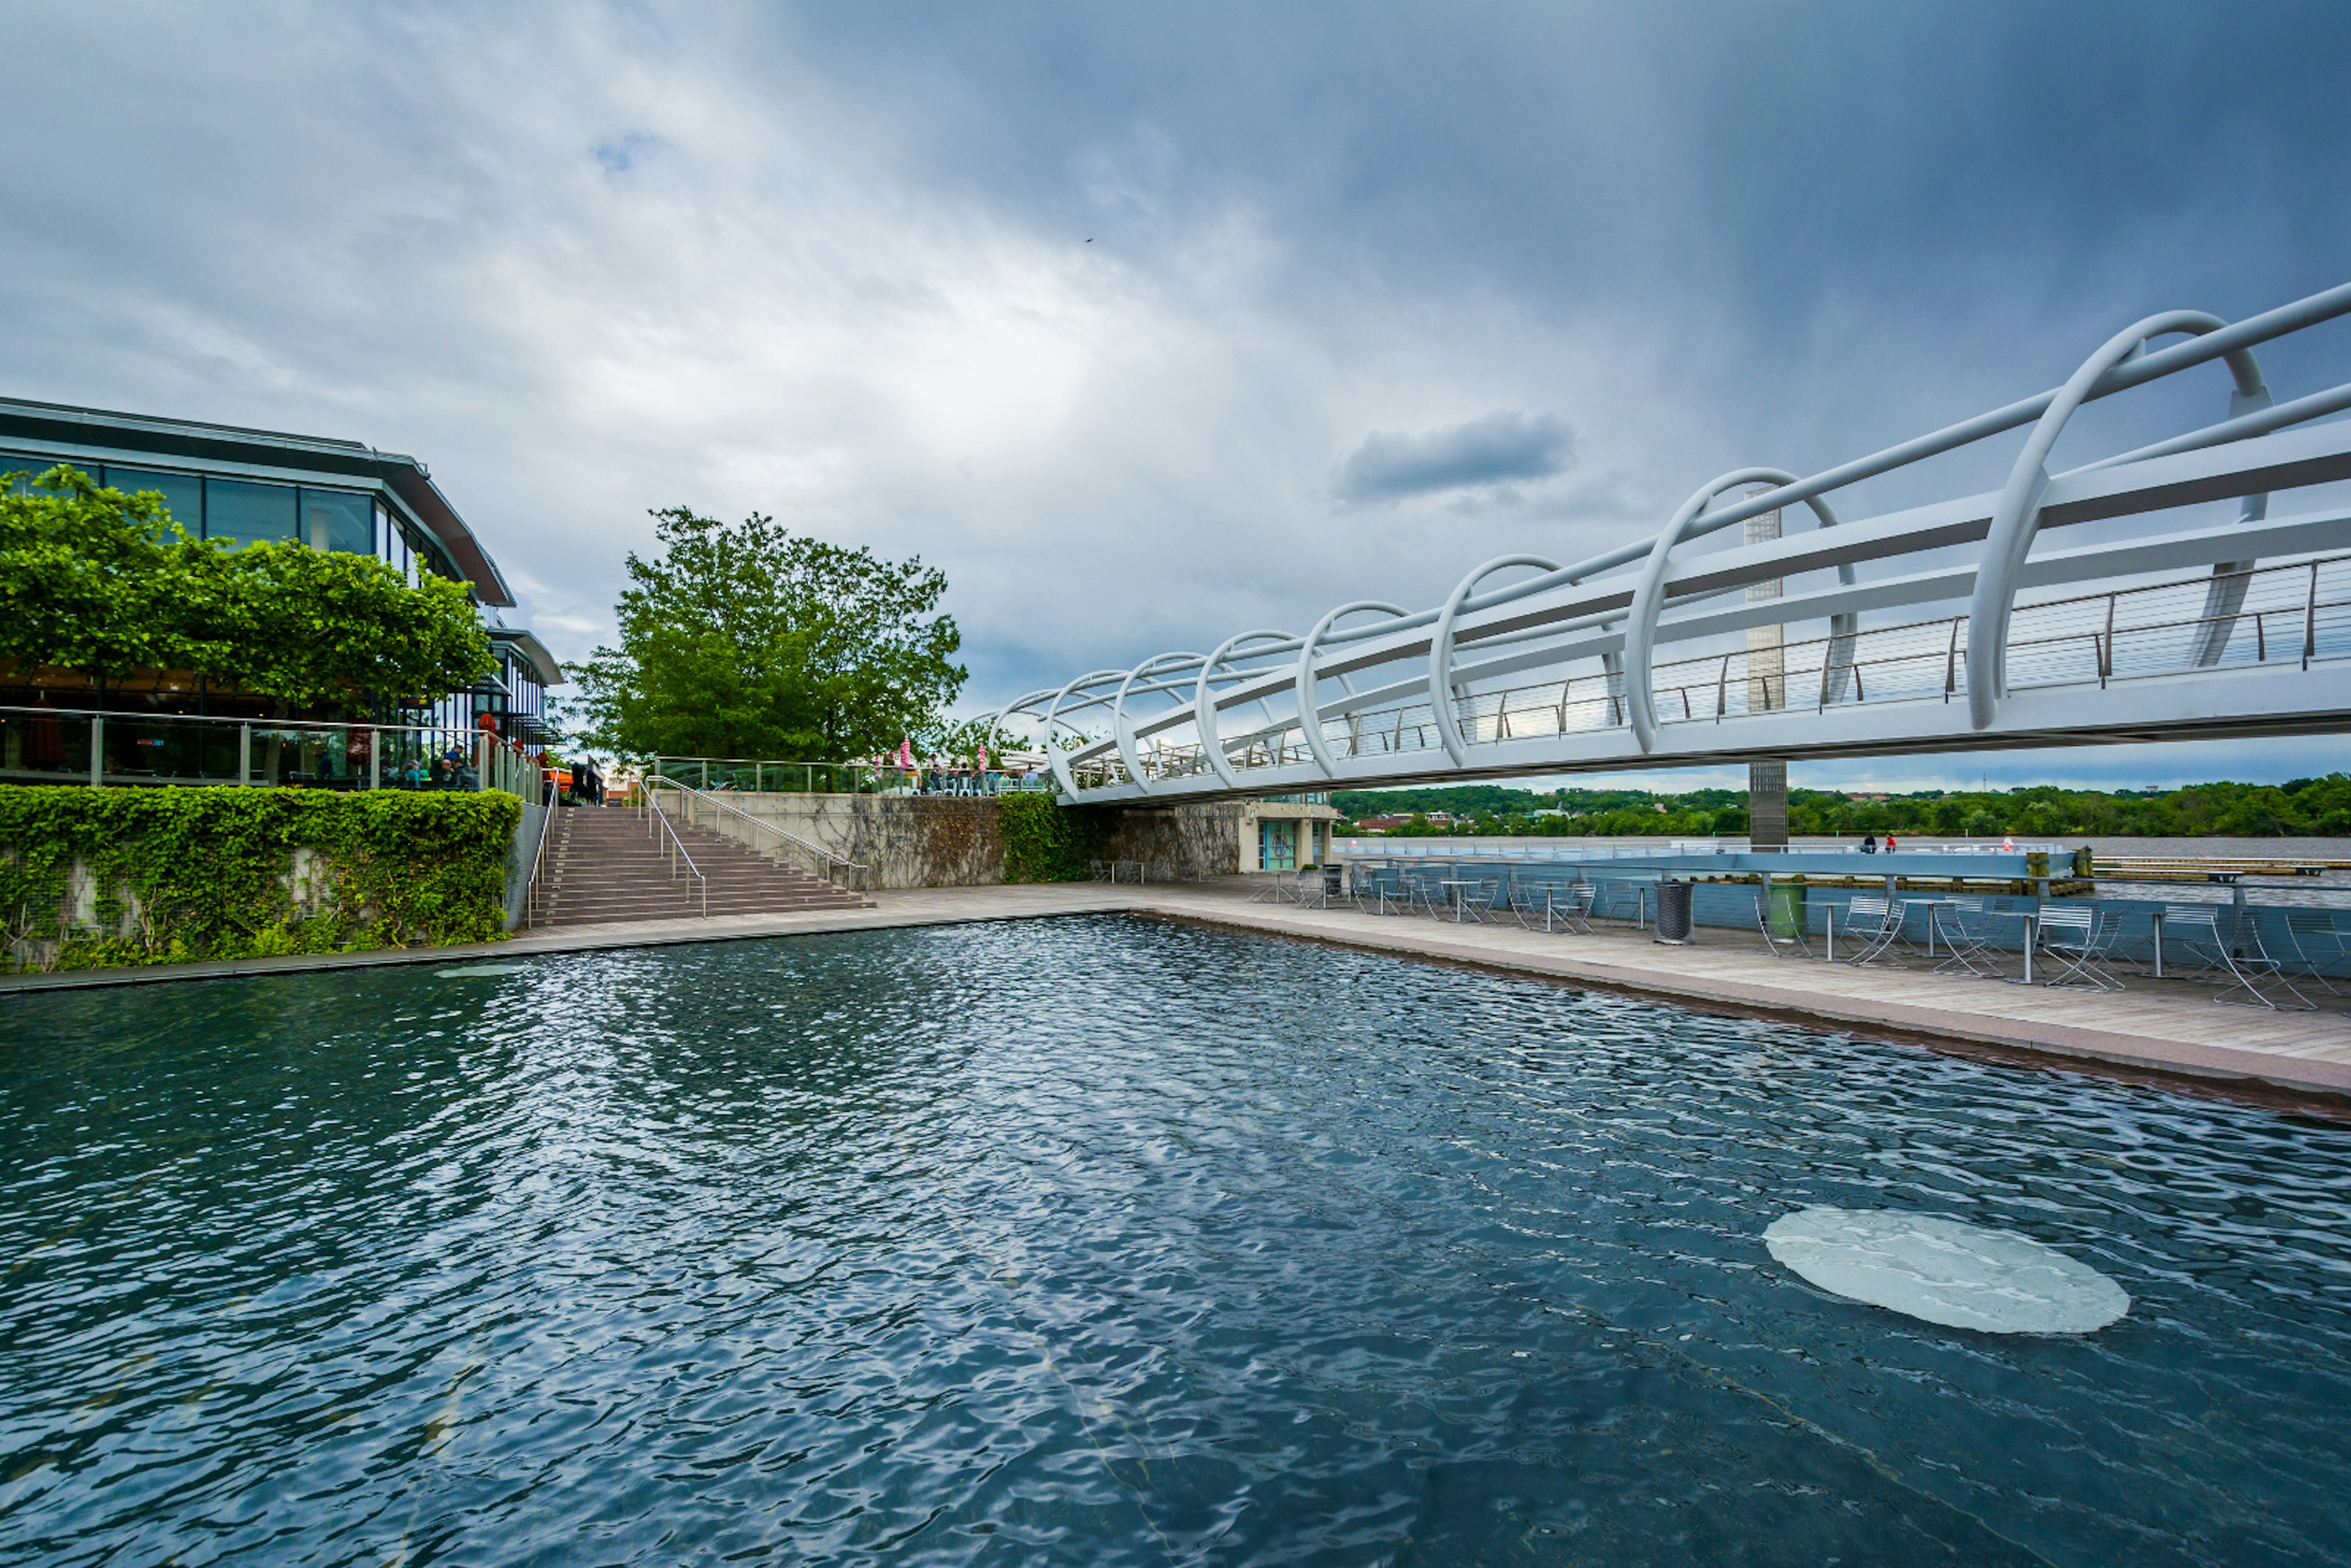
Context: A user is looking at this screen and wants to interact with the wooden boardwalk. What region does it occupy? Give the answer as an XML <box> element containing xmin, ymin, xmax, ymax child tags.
<box><xmin>9</xmin><ymin>879</ymin><xmax>2350</xmax><ymax>1103</ymax></box>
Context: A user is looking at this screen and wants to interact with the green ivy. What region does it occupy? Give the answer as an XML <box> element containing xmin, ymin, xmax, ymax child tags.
<box><xmin>0</xmin><ymin>785</ymin><xmax>520</xmax><ymax>972</ymax></box>
<box><xmin>999</xmin><ymin>792</ymin><xmax>1111</xmax><ymax>883</ymax></box>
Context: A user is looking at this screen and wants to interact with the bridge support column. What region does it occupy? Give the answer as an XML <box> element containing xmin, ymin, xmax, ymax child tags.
<box><xmin>1749</xmin><ymin>759</ymin><xmax>1790</xmax><ymax>849</ymax></box>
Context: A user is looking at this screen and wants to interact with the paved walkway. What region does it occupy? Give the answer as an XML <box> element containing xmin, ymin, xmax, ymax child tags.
<box><xmin>9</xmin><ymin>880</ymin><xmax>2351</xmax><ymax>1102</ymax></box>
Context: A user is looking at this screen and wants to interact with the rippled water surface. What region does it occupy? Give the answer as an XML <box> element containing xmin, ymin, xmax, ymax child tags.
<box><xmin>6</xmin><ymin>916</ymin><xmax>2351</xmax><ymax>1566</ymax></box>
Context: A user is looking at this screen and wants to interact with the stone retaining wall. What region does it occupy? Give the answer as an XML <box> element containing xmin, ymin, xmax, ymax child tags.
<box><xmin>699</xmin><ymin>793</ymin><xmax>1275</xmax><ymax>888</ymax></box>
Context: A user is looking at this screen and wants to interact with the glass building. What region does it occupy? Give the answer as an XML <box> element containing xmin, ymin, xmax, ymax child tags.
<box><xmin>0</xmin><ymin>396</ymin><xmax>559</xmax><ymax>741</ymax></box>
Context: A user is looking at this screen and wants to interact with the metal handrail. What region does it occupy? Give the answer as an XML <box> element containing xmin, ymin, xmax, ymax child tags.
<box><xmin>521</xmin><ymin>777</ymin><xmax>559</xmax><ymax>928</ymax></box>
<box><xmin>646</xmin><ymin>773</ymin><xmax>870</xmax><ymax>891</ymax></box>
<box><xmin>640</xmin><ymin>782</ymin><xmax>709</xmax><ymax>917</ymax></box>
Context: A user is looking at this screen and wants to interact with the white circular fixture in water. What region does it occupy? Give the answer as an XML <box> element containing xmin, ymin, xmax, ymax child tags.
<box><xmin>1764</xmin><ymin>1206</ymin><xmax>2129</xmax><ymax>1334</ymax></box>
<box><xmin>434</xmin><ymin>963</ymin><xmax>527</xmax><ymax>978</ymax></box>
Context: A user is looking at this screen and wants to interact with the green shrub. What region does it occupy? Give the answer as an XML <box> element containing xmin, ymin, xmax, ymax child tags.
<box><xmin>0</xmin><ymin>785</ymin><xmax>520</xmax><ymax>972</ymax></box>
<box><xmin>999</xmin><ymin>793</ymin><xmax>1111</xmax><ymax>882</ymax></box>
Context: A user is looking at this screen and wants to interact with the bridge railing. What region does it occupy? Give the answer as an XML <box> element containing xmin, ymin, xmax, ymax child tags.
<box><xmin>992</xmin><ymin>277</ymin><xmax>2351</xmax><ymax>801</ymax></box>
<box><xmin>1230</xmin><ymin>552</ymin><xmax>2351</xmax><ymax>770</ymax></box>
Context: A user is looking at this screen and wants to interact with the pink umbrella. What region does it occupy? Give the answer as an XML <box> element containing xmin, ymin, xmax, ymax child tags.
<box><xmin>977</xmin><ymin>744</ymin><xmax>989</xmax><ymax>772</ymax></box>
<box><xmin>897</xmin><ymin>738</ymin><xmax>913</xmax><ymax>769</ymax></box>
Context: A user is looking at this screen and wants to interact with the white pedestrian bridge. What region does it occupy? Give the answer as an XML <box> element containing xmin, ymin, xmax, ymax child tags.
<box><xmin>984</xmin><ymin>283</ymin><xmax>2351</xmax><ymax>806</ymax></box>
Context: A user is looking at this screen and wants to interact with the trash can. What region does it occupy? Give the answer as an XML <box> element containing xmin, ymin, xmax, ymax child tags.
<box><xmin>1655</xmin><ymin>878</ymin><xmax>1694</xmax><ymax>944</ymax></box>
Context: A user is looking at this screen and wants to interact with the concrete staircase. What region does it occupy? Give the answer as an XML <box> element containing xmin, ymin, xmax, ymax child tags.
<box><xmin>530</xmin><ymin>805</ymin><xmax>872</xmax><ymax>928</ymax></box>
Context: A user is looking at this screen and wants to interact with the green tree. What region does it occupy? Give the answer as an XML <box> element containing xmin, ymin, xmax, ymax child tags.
<box><xmin>0</xmin><ymin>465</ymin><xmax>191</xmax><ymax>681</ymax></box>
<box><xmin>0</xmin><ymin>465</ymin><xmax>492</xmax><ymax>709</ymax></box>
<box><xmin>569</xmin><ymin>506</ymin><xmax>964</xmax><ymax>759</ymax></box>
<box><xmin>206</xmin><ymin>541</ymin><xmax>492</xmax><ymax>713</ymax></box>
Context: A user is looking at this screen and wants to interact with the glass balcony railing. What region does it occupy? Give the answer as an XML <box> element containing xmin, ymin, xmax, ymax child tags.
<box><xmin>0</xmin><ymin>705</ymin><xmax>544</xmax><ymax>796</ymax></box>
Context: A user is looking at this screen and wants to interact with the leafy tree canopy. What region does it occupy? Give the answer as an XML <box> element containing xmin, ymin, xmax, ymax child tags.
<box><xmin>567</xmin><ymin>506</ymin><xmax>964</xmax><ymax>760</ymax></box>
<box><xmin>0</xmin><ymin>465</ymin><xmax>492</xmax><ymax>710</ymax></box>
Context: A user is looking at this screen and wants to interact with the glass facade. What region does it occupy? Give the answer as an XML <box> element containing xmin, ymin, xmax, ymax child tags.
<box><xmin>203</xmin><ymin>478</ymin><xmax>299</xmax><ymax>547</ymax></box>
<box><xmin>301</xmin><ymin>489</ymin><xmax>373</xmax><ymax>554</ymax></box>
<box><xmin>0</xmin><ymin>436</ymin><xmax>546</xmax><ymax>748</ymax></box>
<box><xmin>96</xmin><ymin>465</ymin><xmax>204</xmax><ymax>533</ymax></box>
<box><xmin>0</xmin><ymin>451</ymin><xmax>457</xmax><ymax>581</ymax></box>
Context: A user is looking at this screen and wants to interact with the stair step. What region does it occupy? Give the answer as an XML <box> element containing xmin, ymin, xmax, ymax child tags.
<box><xmin>530</xmin><ymin>808</ymin><xmax>871</xmax><ymax>928</ymax></box>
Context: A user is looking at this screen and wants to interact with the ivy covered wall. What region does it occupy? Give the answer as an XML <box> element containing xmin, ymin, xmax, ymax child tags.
<box><xmin>998</xmin><ymin>793</ymin><xmax>1112</xmax><ymax>883</ymax></box>
<box><xmin>0</xmin><ymin>786</ymin><xmax>520</xmax><ymax>972</ymax></box>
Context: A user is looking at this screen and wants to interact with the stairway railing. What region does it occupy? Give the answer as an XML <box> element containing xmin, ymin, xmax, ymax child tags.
<box><xmin>637</xmin><ymin>781</ymin><xmax>710</xmax><ymax>918</ymax></box>
<box><xmin>645</xmin><ymin>773</ymin><xmax>871</xmax><ymax>893</ymax></box>
<box><xmin>520</xmin><ymin>776</ymin><xmax>560</xmax><ymax>929</ymax></box>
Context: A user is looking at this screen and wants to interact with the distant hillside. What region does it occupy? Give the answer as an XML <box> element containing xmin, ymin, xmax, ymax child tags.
<box><xmin>1332</xmin><ymin>776</ymin><xmax>2351</xmax><ymax>839</ymax></box>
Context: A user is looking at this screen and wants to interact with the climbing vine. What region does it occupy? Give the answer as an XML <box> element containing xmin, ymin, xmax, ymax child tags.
<box><xmin>0</xmin><ymin>786</ymin><xmax>519</xmax><ymax>972</ymax></box>
<box><xmin>998</xmin><ymin>793</ymin><xmax>1112</xmax><ymax>883</ymax></box>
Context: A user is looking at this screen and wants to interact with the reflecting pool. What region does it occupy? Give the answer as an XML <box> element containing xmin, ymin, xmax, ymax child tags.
<box><xmin>4</xmin><ymin>916</ymin><xmax>2350</xmax><ymax>1565</ymax></box>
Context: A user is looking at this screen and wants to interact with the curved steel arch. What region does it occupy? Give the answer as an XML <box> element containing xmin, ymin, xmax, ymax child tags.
<box><xmin>1966</xmin><ymin>312</ymin><xmax>2268</xmax><ymax>729</ymax></box>
<box><xmin>1428</xmin><ymin>558</ymin><xmax>1563</xmax><ymax>766</ymax></box>
<box><xmin>1112</xmin><ymin>651</ymin><xmax>1205</xmax><ymax>795</ymax></box>
<box><xmin>1622</xmin><ymin>468</ymin><xmax>1842</xmax><ymax>753</ymax></box>
<box><xmin>1296</xmin><ymin>601</ymin><xmax>1409</xmax><ymax>775</ymax></box>
<box><xmin>1041</xmin><ymin>669</ymin><xmax>1130</xmax><ymax>797</ymax></box>
<box><xmin>1193</xmin><ymin>630</ymin><xmax>1295</xmax><ymax>789</ymax></box>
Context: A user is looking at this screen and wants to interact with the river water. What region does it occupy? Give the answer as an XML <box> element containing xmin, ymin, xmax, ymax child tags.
<box><xmin>4</xmin><ymin>916</ymin><xmax>2349</xmax><ymax>1566</ymax></box>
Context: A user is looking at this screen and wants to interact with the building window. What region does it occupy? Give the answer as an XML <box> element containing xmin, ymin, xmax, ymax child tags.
<box><xmin>299</xmin><ymin>487</ymin><xmax>373</xmax><ymax>553</ymax></box>
<box><xmin>1259</xmin><ymin>818</ymin><xmax>1298</xmax><ymax>872</ymax></box>
<box><xmin>204</xmin><ymin>478</ymin><xmax>298</xmax><ymax>547</ymax></box>
<box><xmin>100</xmin><ymin>465</ymin><xmax>204</xmax><ymax>534</ymax></box>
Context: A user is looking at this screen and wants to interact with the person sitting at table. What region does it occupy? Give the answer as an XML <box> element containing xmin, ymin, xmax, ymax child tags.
<box><xmin>1883</xmin><ymin>833</ymin><xmax>1899</xmax><ymax>852</ymax></box>
<box><xmin>1860</xmin><ymin>833</ymin><xmax>1878</xmax><ymax>854</ymax></box>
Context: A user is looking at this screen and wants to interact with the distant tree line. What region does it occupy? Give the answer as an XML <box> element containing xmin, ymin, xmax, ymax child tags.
<box><xmin>1333</xmin><ymin>777</ymin><xmax>2351</xmax><ymax>839</ymax></box>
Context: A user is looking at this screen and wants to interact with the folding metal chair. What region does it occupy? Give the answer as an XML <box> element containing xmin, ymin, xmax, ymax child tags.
<box><xmin>1401</xmin><ymin>866</ymin><xmax>1451</xmax><ymax>919</ymax></box>
<box><xmin>1457</xmin><ymin>875</ymin><xmax>1504</xmax><ymax>925</ymax></box>
<box><xmin>1591</xmin><ymin>879</ymin><xmax>1649</xmax><ymax>928</ymax></box>
<box><xmin>1929</xmin><ymin>896</ymin><xmax>2005</xmax><ymax>978</ymax></box>
<box><xmin>2036</xmin><ymin>906</ymin><xmax>2125</xmax><ymax>991</ymax></box>
<box><xmin>2161</xmin><ymin>904</ymin><xmax>2315</xmax><ymax>1010</ymax></box>
<box><xmin>2276</xmin><ymin>909</ymin><xmax>2350</xmax><ymax>996</ymax></box>
<box><xmin>1755</xmin><ymin>888</ymin><xmax>1812</xmax><ymax>959</ymax></box>
<box><xmin>1837</xmin><ymin>895</ymin><xmax>1908</xmax><ymax>967</ymax></box>
<box><xmin>1356</xmin><ymin>868</ymin><xmax>1409</xmax><ymax>916</ymax></box>
<box><xmin>1507</xmin><ymin>877</ymin><xmax>1554</xmax><ymax>931</ymax></box>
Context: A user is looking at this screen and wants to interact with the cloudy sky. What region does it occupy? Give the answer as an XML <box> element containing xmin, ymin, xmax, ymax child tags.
<box><xmin>7</xmin><ymin>1</ymin><xmax>2351</xmax><ymax>789</ymax></box>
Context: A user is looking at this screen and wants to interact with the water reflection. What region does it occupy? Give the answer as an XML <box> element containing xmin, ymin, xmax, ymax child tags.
<box><xmin>3</xmin><ymin>917</ymin><xmax>2349</xmax><ymax>1565</ymax></box>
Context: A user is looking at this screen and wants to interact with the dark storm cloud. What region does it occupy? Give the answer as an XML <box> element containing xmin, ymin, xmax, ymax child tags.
<box><xmin>3</xmin><ymin>1</ymin><xmax>2350</xmax><ymax>786</ymax></box>
<box><xmin>1332</xmin><ymin>411</ymin><xmax>1574</xmax><ymax>506</ymax></box>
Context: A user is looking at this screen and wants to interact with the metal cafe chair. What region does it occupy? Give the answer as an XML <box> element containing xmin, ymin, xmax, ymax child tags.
<box><xmin>1352</xmin><ymin>866</ymin><xmax>1406</xmax><ymax>916</ymax></box>
<box><xmin>1452</xmin><ymin>874</ymin><xmax>1504</xmax><ymax>925</ymax></box>
<box><xmin>1401</xmin><ymin>865</ymin><xmax>1452</xmax><ymax>920</ymax></box>
<box><xmin>1754</xmin><ymin>887</ymin><xmax>1812</xmax><ymax>960</ymax></box>
<box><xmin>1506</xmin><ymin>877</ymin><xmax>1554</xmax><ymax>931</ymax></box>
<box><xmin>1929</xmin><ymin>896</ymin><xmax>2006</xmax><ymax>978</ymax></box>
<box><xmin>2276</xmin><ymin>909</ymin><xmax>2351</xmax><ymax>996</ymax></box>
<box><xmin>1591</xmin><ymin>877</ymin><xmax>1649</xmax><ymax>929</ymax></box>
<box><xmin>1837</xmin><ymin>895</ymin><xmax>1909</xmax><ymax>967</ymax></box>
<box><xmin>1533</xmin><ymin>881</ymin><xmax>1599</xmax><ymax>935</ymax></box>
<box><xmin>2161</xmin><ymin>904</ymin><xmax>2316</xmax><ymax>1011</ymax></box>
<box><xmin>2036</xmin><ymin>907</ymin><xmax>2126</xmax><ymax>992</ymax></box>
